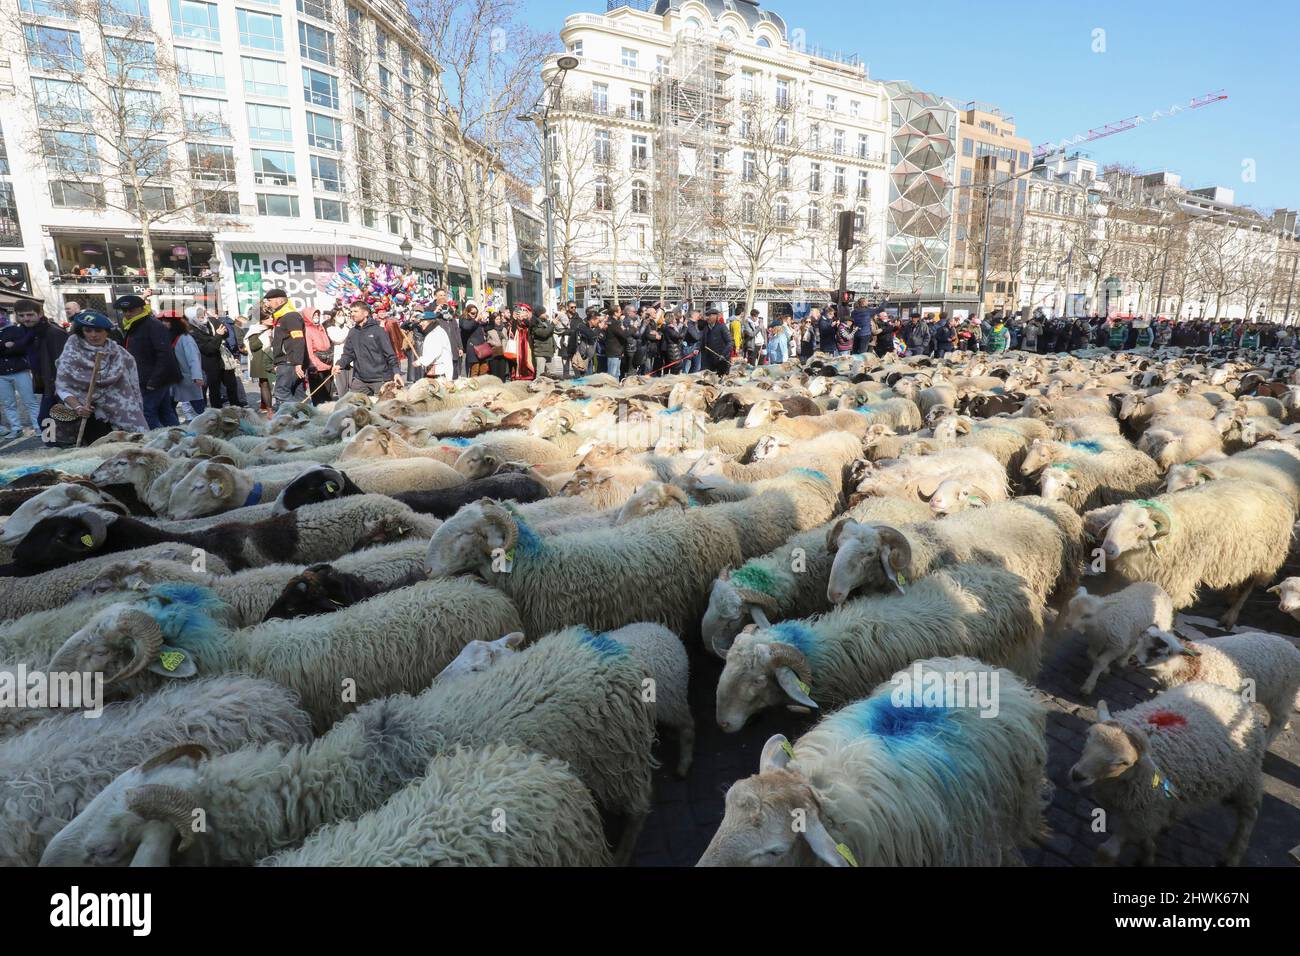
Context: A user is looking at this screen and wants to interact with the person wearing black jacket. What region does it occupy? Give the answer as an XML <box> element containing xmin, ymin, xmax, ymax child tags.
<box><xmin>873</xmin><ymin>310</ymin><xmax>895</xmax><ymax>357</ymax></box>
<box><xmin>684</xmin><ymin>309</ymin><xmax>705</xmax><ymax>372</ymax></box>
<box><xmin>701</xmin><ymin>308</ymin><xmax>732</xmax><ymax>374</ymax></box>
<box><xmin>336</xmin><ymin>302</ymin><xmax>400</xmax><ymax>395</ymax></box>
<box><xmin>188</xmin><ymin>307</ymin><xmax>245</xmax><ymax>408</ymax></box>
<box><xmin>816</xmin><ymin>310</ymin><xmax>837</xmax><ymax>354</ymax></box>
<box><xmin>265</xmin><ymin>288</ymin><xmax>308</xmax><ymax>405</ymax></box>
<box><xmin>661</xmin><ymin>314</ymin><xmax>684</xmax><ymax>372</ymax></box>
<box><xmin>603</xmin><ymin>314</ymin><xmax>629</xmax><ymax>379</ymax></box>
<box><xmin>111</xmin><ymin>294</ymin><xmax>181</xmax><ymax>428</ymax></box>
<box><xmin>529</xmin><ymin>308</ymin><xmax>561</xmax><ymax>378</ymax></box>
<box><xmin>13</xmin><ymin>298</ymin><xmax>67</xmax><ymax>442</ymax></box>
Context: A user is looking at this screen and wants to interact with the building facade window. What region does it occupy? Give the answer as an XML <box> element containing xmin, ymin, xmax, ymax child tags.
<box><xmin>181</xmin><ymin>95</ymin><xmax>231</xmax><ymax>137</ymax></box>
<box><xmin>187</xmin><ymin>142</ymin><xmax>236</xmax><ymax>181</ymax></box>
<box><xmin>170</xmin><ymin>0</ymin><xmax>220</xmax><ymax>42</ymax></box>
<box><xmin>298</xmin><ymin>22</ymin><xmax>335</xmax><ymax>65</ymax></box>
<box><xmin>825</xmin><ymin>94</ymin><xmax>837</xmax><ymax>112</ymax></box>
<box><xmin>593</xmin><ymin>128</ymin><xmax>610</xmax><ymax>164</ymax></box>
<box><xmin>251</xmin><ymin>148</ymin><xmax>295</xmax><ymax>186</ymax></box>
<box><xmin>833</xmin><ymin>129</ymin><xmax>844</xmax><ymax>154</ymax></box>
<box><xmin>306</xmin><ymin>111</ymin><xmax>342</xmax><ymax>151</ymax></box>
<box><xmin>857</xmin><ymin>168</ymin><xmax>869</xmax><ymax>197</ymax></box>
<box><xmin>257</xmin><ymin>192</ymin><xmax>299</xmax><ymax>216</ymax></box>
<box><xmin>297</xmin><ymin>0</ymin><xmax>331</xmax><ymax>20</ymax></box>
<box><xmin>24</xmin><ymin>25</ymin><xmax>84</xmax><ymax>72</ymax></box>
<box><xmin>809</xmin><ymin>162</ymin><xmax>821</xmax><ymax>192</ymax></box>
<box><xmin>775</xmin><ymin>78</ymin><xmax>790</xmax><ymax>108</ymax></box>
<box><xmin>775</xmin><ymin>117</ymin><xmax>787</xmax><ymax>145</ymax></box>
<box><xmin>621</xmin><ymin>47</ymin><xmax>637</xmax><ymax>68</ymax></box>
<box><xmin>237</xmin><ymin>9</ymin><xmax>283</xmax><ymax>52</ymax></box>
<box><xmin>50</xmin><ymin>180</ymin><xmax>106</xmax><ymax>208</ymax></box>
<box><xmin>176</xmin><ymin>47</ymin><xmax>225</xmax><ymax>90</ymax></box>
<box><xmin>630</xmin><ymin>134</ymin><xmax>647</xmax><ymax>169</ymax></box>
<box><xmin>569</xmin><ymin>39</ymin><xmax>583</xmax><ymax>57</ymax></box>
<box><xmin>742</xmin><ymin>150</ymin><xmax>755</xmax><ymax>182</ymax></box>
<box><xmin>242</xmin><ymin>57</ymin><xmax>287</xmax><ymax>97</ymax></box>
<box><xmin>833</xmin><ymin>165</ymin><xmax>845</xmax><ymax>194</ymax></box>
<box><xmin>591</xmin><ymin>82</ymin><xmax>608</xmax><ymax>113</ymax></box>
<box><xmin>125</xmin><ymin>186</ymin><xmax>175</xmax><ymax>213</ymax></box>
<box><xmin>594</xmin><ymin>176</ymin><xmax>611</xmax><ymax>211</ymax></box>
<box><xmin>303</xmin><ymin>67</ymin><xmax>339</xmax><ymax>109</ymax></box>
<box><xmin>311</xmin><ymin>154</ymin><xmax>342</xmax><ymax>191</ymax></box>
<box><xmin>315</xmin><ymin>197</ymin><xmax>348</xmax><ymax>221</ymax></box>
<box><xmin>631</xmin><ymin>180</ymin><xmax>648</xmax><ymax>214</ymax></box>
<box><xmin>246</xmin><ymin>102</ymin><xmax>292</xmax><ymax>142</ymax></box>
<box><xmin>630</xmin><ymin>89</ymin><xmax>645</xmax><ymax>120</ymax></box>
<box><xmin>0</xmin><ymin>182</ymin><xmax>21</xmax><ymax>247</ymax></box>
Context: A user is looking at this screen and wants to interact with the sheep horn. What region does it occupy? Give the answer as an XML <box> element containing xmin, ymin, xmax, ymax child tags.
<box><xmin>140</xmin><ymin>742</ymin><xmax>210</xmax><ymax>773</ymax></box>
<box><xmin>1146</xmin><ymin>502</ymin><xmax>1172</xmax><ymax>540</ymax></box>
<box><xmin>480</xmin><ymin>500</ymin><xmax>518</xmax><ymax>554</ymax></box>
<box><xmin>732</xmin><ymin>586</ymin><xmax>780</xmax><ymax>616</ymax></box>
<box><xmin>768</xmin><ymin>642</ymin><xmax>812</xmax><ymax>685</ymax></box>
<box><xmin>875</xmin><ymin>525</ymin><xmax>912</xmax><ymax>572</ymax></box>
<box><xmin>105</xmin><ymin>611</ymin><xmax>167</xmax><ymax>687</ymax></box>
<box><xmin>125</xmin><ymin>784</ymin><xmax>203</xmax><ymax>853</ymax></box>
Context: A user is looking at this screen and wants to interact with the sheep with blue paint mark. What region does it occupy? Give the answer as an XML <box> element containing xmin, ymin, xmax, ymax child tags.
<box><xmin>714</xmin><ymin>562</ymin><xmax>1045</xmax><ymax>732</ymax></box>
<box><xmin>1019</xmin><ymin>435</ymin><xmax>1137</xmax><ymax>477</ymax></box>
<box><xmin>44</xmin><ymin>577</ymin><xmax>521</xmax><ymax>732</ymax></box>
<box><xmin>41</xmin><ymin>625</ymin><xmax>655</xmax><ymax>866</ymax></box>
<box><xmin>699</xmin><ymin>656</ymin><xmax>1048</xmax><ymax>866</ymax></box>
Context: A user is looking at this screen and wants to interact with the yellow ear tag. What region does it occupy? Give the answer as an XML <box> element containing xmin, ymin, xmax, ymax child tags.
<box><xmin>504</xmin><ymin>547</ymin><xmax>515</xmax><ymax>563</ymax></box>
<box><xmin>834</xmin><ymin>843</ymin><xmax>859</xmax><ymax>867</ymax></box>
<box><xmin>780</xmin><ymin>740</ymin><xmax>795</xmax><ymax>760</ymax></box>
<box><xmin>159</xmin><ymin>650</ymin><xmax>186</xmax><ymax>672</ymax></box>
<box><xmin>80</xmin><ymin>534</ymin><xmax>94</xmax><ymax>547</ymax></box>
<box><xmin>896</xmin><ymin>572</ymin><xmax>907</xmax><ymax>587</ymax></box>
<box><xmin>325</xmin><ymin>481</ymin><xmax>338</xmax><ymax>494</ymax></box>
<box><xmin>1151</xmin><ymin>772</ymin><xmax>1161</xmax><ymax>790</ymax></box>
<box><xmin>796</xmin><ymin>678</ymin><xmax>811</xmax><ymax>695</ymax></box>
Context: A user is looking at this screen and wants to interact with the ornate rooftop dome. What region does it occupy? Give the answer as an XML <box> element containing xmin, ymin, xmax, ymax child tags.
<box><xmin>650</xmin><ymin>0</ymin><xmax>787</xmax><ymax>37</ymax></box>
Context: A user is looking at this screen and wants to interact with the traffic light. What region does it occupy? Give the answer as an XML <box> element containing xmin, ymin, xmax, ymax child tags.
<box><xmin>837</xmin><ymin>210</ymin><xmax>856</xmax><ymax>251</ymax></box>
<box><xmin>839</xmin><ymin>289</ymin><xmax>854</xmax><ymax>307</ymax></box>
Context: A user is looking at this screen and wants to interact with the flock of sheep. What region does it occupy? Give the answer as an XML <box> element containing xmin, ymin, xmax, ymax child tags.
<box><xmin>1</xmin><ymin>347</ymin><xmax>1299</xmax><ymax>867</ymax></box>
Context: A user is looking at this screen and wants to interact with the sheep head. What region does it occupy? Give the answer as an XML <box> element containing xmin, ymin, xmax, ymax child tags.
<box><xmin>1130</xmin><ymin>626</ymin><xmax>1201</xmax><ymax>669</ymax></box>
<box><xmin>424</xmin><ymin>498</ymin><xmax>517</xmax><ymax>579</ymax></box>
<box><xmin>927</xmin><ymin>479</ymin><xmax>991</xmax><ymax>516</ymax></box>
<box><xmin>825</xmin><ymin>520</ymin><xmax>911</xmax><ymax>605</ymax></box>
<box><xmin>13</xmin><ymin>507</ymin><xmax>113</xmax><ymax>572</ymax></box>
<box><xmin>47</xmin><ymin>605</ymin><xmax>175</xmax><ymax>698</ymax></box>
<box><xmin>39</xmin><ymin>743</ymin><xmax>210</xmax><ymax>867</ymax></box>
<box><xmin>617</xmin><ymin>481</ymin><xmax>689</xmax><ymax>524</ymax></box>
<box><xmin>1038</xmin><ymin>464</ymin><xmax>1079</xmax><ymax>503</ymax></box>
<box><xmin>1070</xmin><ymin>701</ymin><xmax>1168</xmax><ymax>794</ymax></box>
<box><xmin>559</xmin><ymin>466</ymin><xmax>614</xmax><ymax>498</ymax></box>
<box><xmin>1164</xmin><ymin>461</ymin><xmax>1215</xmax><ymax>495</ymax></box>
<box><xmin>1267</xmin><ymin>577</ymin><xmax>1300</xmax><ymax>619</ymax></box>
<box><xmin>453</xmin><ymin>445</ymin><xmax>506</xmax><ymax>480</ymax></box>
<box><xmin>338</xmin><ymin>424</ymin><xmax>402</xmax><ymax>461</ymax></box>
<box><xmin>0</xmin><ymin>483</ymin><xmax>121</xmax><ymax>546</ymax></box>
<box><xmin>166</xmin><ymin>460</ymin><xmax>249</xmax><ymax>520</ymax></box>
<box><xmin>1019</xmin><ymin>439</ymin><xmax>1065</xmax><ymax>477</ymax></box>
<box><xmin>75</xmin><ymin>559</ymin><xmax>171</xmax><ymax>599</ymax></box>
<box><xmin>750</xmin><ymin>434</ymin><xmax>792</xmax><ymax>461</ymax></box>
<box><xmin>696</xmin><ymin>735</ymin><xmax>848</xmax><ymax>867</ymax></box>
<box><xmin>742</xmin><ymin>400</ymin><xmax>786</xmax><ymax>429</ymax></box>
<box><xmin>716</xmin><ymin>631</ymin><xmax>816</xmax><ymax>734</ymax></box>
<box><xmin>434</xmin><ymin>633</ymin><xmax>526</xmax><ymax>683</ymax></box>
<box><xmin>1100</xmin><ymin>500</ymin><xmax>1172</xmax><ymax>562</ymax></box>
<box><xmin>1056</xmin><ymin>586</ymin><xmax>1104</xmax><ymax>635</ymax></box>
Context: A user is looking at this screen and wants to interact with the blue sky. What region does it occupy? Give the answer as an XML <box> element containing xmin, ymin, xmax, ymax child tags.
<box><xmin>522</xmin><ymin>0</ymin><xmax>1299</xmax><ymax>212</ymax></box>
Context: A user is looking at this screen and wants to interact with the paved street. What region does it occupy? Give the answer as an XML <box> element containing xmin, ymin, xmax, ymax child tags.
<box><xmin>634</xmin><ymin>579</ymin><xmax>1300</xmax><ymax>867</ymax></box>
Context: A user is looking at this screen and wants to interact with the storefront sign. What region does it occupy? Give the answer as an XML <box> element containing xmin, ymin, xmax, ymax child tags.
<box><xmin>0</xmin><ymin>262</ymin><xmax>32</xmax><ymax>295</ymax></box>
<box><xmin>231</xmin><ymin>252</ymin><xmax>349</xmax><ymax>314</ymax></box>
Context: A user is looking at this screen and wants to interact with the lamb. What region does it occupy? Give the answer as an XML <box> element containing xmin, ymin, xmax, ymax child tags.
<box><xmin>1016</xmin><ymin>394</ymin><xmax>1112</xmax><ymax>421</ymax></box>
<box><xmin>1131</xmin><ymin>628</ymin><xmax>1300</xmax><ymax>743</ymax></box>
<box><xmin>40</xmin><ymin>625</ymin><xmax>655</xmax><ymax>866</ymax></box>
<box><xmin>851</xmin><ymin>448</ymin><xmax>1008</xmax><ymax>505</ymax></box>
<box><xmin>714</xmin><ymin>562</ymin><xmax>1045</xmax><ymax>731</ymax></box>
<box><xmin>702</xmin><ymin>496</ymin><xmax>934</xmax><ymax>657</ymax></box>
<box><xmin>1137</xmin><ymin>414</ymin><xmax>1224</xmax><ymax>468</ymax></box>
<box><xmin>47</xmin><ymin>577</ymin><xmax>521</xmax><ymax>731</ymax></box>
<box><xmin>1267</xmin><ymin>577</ymin><xmax>1300</xmax><ymax>621</ymax></box>
<box><xmin>424</xmin><ymin>498</ymin><xmax>745</xmax><ymax>641</ymax></box>
<box><xmin>0</xmin><ymin>676</ymin><xmax>312</xmax><ymax>867</ymax></box>
<box><xmin>698</xmin><ymin>656</ymin><xmax>1047</xmax><ymax>866</ymax></box>
<box><xmin>1056</xmin><ymin>583</ymin><xmax>1175</xmax><ymax>694</ymax></box>
<box><xmin>1089</xmin><ymin>480</ymin><xmax>1292</xmax><ymax>628</ymax></box>
<box><xmin>825</xmin><ymin>496</ymin><xmax>1083</xmax><ymax>609</ymax></box>
<box><xmin>1036</xmin><ymin>448</ymin><xmax>1162</xmax><ymax>512</ymax></box>
<box><xmin>262</xmin><ymin>563</ymin><xmax>386</xmax><ymax>620</ymax></box>
<box><xmin>258</xmin><ymin>744</ymin><xmax>610</xmax><ymax>867</ymax></box>
<box><xmin>10</xmin><ymin>492</ymin><xmax>439</xmax><ymax>574</ymax></box>
<box><xmin>1069</xmin><ymin>686</ymin><xmax>1268</xmax><ymax>866</ymax></box>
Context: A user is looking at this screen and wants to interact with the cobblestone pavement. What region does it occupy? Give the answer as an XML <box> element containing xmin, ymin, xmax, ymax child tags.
<box><xmin>634</xmin><ymin>574</ymin><xmax>1300</xmax><ymax>867</ymax></box>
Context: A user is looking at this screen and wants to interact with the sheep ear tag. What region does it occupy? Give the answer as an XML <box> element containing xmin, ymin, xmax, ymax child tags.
<box><xmin>324</xmin><ymin>481</ymin><xmax>339</xmax><ymax>494</ymax></box>
<box><xmin>80</xmin><ymin>534</ymin><xmax>94</xmax><ymax>547</ymax></box>
<box><xmin>147</xmin><ymin>646</ymin><xmax>197</xmax><ymax>679</ymax></box>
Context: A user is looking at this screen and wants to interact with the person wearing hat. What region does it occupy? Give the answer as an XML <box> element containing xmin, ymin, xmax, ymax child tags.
<box><xmin>528</xmin><ymin>305</ymin><xmax>561</xmax><ymax>379</ymax></box>
<box><xmin>112</xmin><ymin>293</ymin><xmax>181</xmax><ymax>428</ymax></box>
<box><xmin>265</xmin><ymin>288</ymin><xmax>307</xmax><ymax>405</ymax></box>
<box><xmin>421</xmin><ymin>288</ymin><xmax>462</xmax><ymax>379</ymax></box>
<box><xmin>701</xmin><ymin>308</ymin><xmax>732</xmax><ymax>374</ymax></box>
<box><xmin>0</xmin><ymin>301</ymin><xmax>42</xmax><ymax>440</ymax></box>
<box><xmin>188</xmin><ymin>305</ymin><xmax>243</xmax><ymax>409</ymax></box>
<box><xmin>166</xmin><ymin>310</ymin><xmax>207</xmax><ymax>418</ymax></box>
<box><xmin>417</xmin><ymin>307</ymin><xmax>454</xmax><ymax>380</ymax></box>
<box><xmin>54</xmin><ymin>310</ymin><xmax>148</xmax><ymax>442</ymax></box>
<box><xmin>244</xmin><ymin>301</ymin><xmax>277</xmax><ymax>412</ymax></box>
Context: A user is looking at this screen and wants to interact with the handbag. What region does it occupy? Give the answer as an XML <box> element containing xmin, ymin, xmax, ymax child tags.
<box><xmin>219</xmin><ymin>343</ymin><xmax>239</xmax><ymax>372</ymax></box>
<box><xmin>571</xmin><ymin>349</ymin><xmax>589</xmax><ymax>373</ymax></box>
<box><xmin>473</xmin><ymin>341</ymin><xmax>494</xmax><ymax>361</ymax></box>
<box><xmin>503</xmin><ymin>337</ymin><xmax>518</xmax><ymax>360</ymax></box>
<box><xmin>48</xmin><ymin>403</ymin><xmax>84</xmax><ymax>447</ymax></box>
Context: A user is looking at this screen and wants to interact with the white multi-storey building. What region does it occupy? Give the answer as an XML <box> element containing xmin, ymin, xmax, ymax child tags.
<box><xmin>0</xmin><ymin>0</ymin><xmax>535</xmax><ymax>318</ymax></box>
<box><xmin>545</xmin><ymin>0</ymin><xmax>890</xmax><ymax>315</ymax></box>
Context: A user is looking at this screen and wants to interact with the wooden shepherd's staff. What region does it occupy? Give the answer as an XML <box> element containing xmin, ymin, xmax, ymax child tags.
<box><xmin>75</xmin><ymin>353</ymin><xmax>102</xmax><ymax>448</ymax></box>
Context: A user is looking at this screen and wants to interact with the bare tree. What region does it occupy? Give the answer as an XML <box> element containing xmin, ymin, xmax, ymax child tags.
<box><xmin>11</xmin><ymin>0</ymin><xmax>237</xmax><ymax>284</ymax></box>
<box><xmin>719</xmin><ymin>99</ymin><xmax>808</xmax><ymax>314</ymax></box>
<box><xmin>547</xmin><ymin>110</ymin><xmax>601</xmax><ymax>306</ymax></box>
<box><xmin>1192</xmin><ymin>218</ymin><xmax>1250</xmax><ymax>317</ymax></box>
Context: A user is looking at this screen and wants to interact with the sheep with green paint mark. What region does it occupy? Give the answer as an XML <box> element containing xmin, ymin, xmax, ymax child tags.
<box><xmin>1036</xmin><ymin>448</ymin><xmax>1162</xmax><ymax>513</ymax></box>
<box><xmin>699</xmin><ymin>656</ymin><xmax>1047</xmax><ymax>866</ymax></box>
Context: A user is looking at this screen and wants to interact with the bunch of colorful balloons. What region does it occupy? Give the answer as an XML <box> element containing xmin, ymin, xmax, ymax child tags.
<box><xmin>325</xmin><ymin>262</ymin><xmax>434</xmax><ymax>315</ymax></box>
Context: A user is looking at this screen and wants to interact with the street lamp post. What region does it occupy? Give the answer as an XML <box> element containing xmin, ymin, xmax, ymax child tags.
<box><xmin>971</xmin><ymin>158</ymin><xmax>1045</xmax><ymax>322</ymax></box>
<box><xmin>399</xmin><ymin>236</ymin><xmax>412</xmax><ymax>271</ymax></box>
<box><xmin>519</xmin><ymin>54</ymin><xmax>579</xmax><ymax>315</ymax></box>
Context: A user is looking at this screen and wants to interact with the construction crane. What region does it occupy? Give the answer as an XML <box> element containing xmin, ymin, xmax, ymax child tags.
<box><xmin>1032</xmin><ymin>90</ymin><xmax>1228</xmax><ymax>159</ymax></box>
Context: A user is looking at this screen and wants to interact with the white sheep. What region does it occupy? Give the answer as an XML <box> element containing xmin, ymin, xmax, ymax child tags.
<box><xmin>850</xmin><ymin>448</ymin><xmax>1008</xmax><ymax>506</ymax></box>
<box><xmin>41</xmin><ymin>625</ymin><xmax>655</xmax><ymax>867</ymax></box>
<box><xmin>0</xmin><ymin>676</ymin><xmax>311</xmax><ymax>866</ymax></box>
<box><xmin>424</xmin><ymin>498</ymin><xmax>745</xmax><ymax>641</ymax></box>
<box><xmin>1036</xmin><ymin>449</ymin><xmax>1162</xmax><ymax>512</ymax></box>
<box><xmin>699</xmin><ymin>656</ymin><xmax>1047</xmax><ymax>866</ymax></box>
<box><xmin>1089</xmin><ymin>480</ymin><xmax>1292</xmax><ymax>628</ymax></box>
<box><xmin>1267</xmin><ymin>577</ymin><xmax>1300</xmax><ymax>621</ymax></box>
<box><xmin>714</xmin><ymin>562</ymin><xmax>1045</xmax><ymax>731</ymax></box>
<box><xmin>1137</xmin><ymin>413</ymin><xmax>1224</xmax><ymax>468</ymax></box>
<box><xmin>1070</xmin><ymin>686</ymin><xmax>1268</xmax><ymax>866</ymax></box>
<box><xmin>258</xmin><ymin>744</ymin><xmax>610</xmax><ymax>866</ymax></box>
<box><xmin>45</xmin><ymin>577</ymin><xmax>523</xmax><ymax>732</ymax></box>
<box><xmin>1164</xmin><ymin>442</ymin><xmax>1300</xmax><ymax>512</ymax></box>
<box><xmin>1057</xmin><ymin>583</ymin><xmax>1175</xmax><ymax>694</ymax></box>
<box><xmin>1131</xmin><ymin>627</ymin><xmax>1300</xmax><ymax>743</ymax></box>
